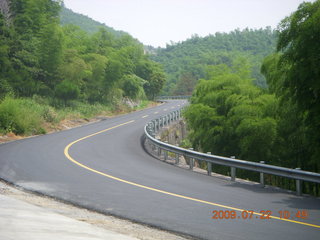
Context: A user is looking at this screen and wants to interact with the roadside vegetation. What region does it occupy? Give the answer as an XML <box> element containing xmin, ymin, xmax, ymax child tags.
<box><xmin>183</xmin><ymin>1</ymin><xmax>320</xmax><ymax>195</ymax></box>
<box><xmin>0</xmin><ymin>0</ymin><xmax>164</xmax><ymax>137</ymax></box>
<box><xmin>0</xmin><ymin>95</ymin><xmax>151</xmax><ymax>136</ymax></box>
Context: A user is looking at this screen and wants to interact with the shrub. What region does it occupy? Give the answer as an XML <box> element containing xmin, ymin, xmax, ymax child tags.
<box><xmin>0</xmin><ymin>97</ymin><xmax>46</xmax><ymax>135</ymax></box>
<box><xmin>55</xmin><ymin>80</ymin><xmax>80</xmax><ymax>105</ymax></box>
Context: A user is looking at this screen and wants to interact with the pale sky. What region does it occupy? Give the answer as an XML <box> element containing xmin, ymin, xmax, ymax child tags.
<box><xmin>63</xmin><ymin>0</ymin><xmax>311</xmax><ymax>47</ymax></box>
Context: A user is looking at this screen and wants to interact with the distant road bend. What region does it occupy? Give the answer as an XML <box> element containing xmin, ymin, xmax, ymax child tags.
<box><xmin>0</xmin><ymin>100</ymin><xmax>319</xmax><ymax>240</ymax></box>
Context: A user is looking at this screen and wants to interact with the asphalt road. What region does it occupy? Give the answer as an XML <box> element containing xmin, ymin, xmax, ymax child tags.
<box><xmin>0</xmin><ymin>100</ymin><xmax>319</xmax><ymax>240</ymax></box>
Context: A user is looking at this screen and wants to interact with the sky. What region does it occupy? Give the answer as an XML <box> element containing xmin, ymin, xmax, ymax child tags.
<box><xmin>63</xmin><ymin>0</ymin><xmax>311</xmax><ymax>47</ymax></box>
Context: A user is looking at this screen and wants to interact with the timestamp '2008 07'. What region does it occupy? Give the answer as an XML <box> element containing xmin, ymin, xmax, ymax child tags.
<box><xmin>211</xmin><ymin>210</ymin><xmax>308</xmax><ymax>220</ymax></box>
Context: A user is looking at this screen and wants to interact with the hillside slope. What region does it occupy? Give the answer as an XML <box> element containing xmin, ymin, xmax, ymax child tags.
<box><xmin>151</xmin><ymin>28</ymin><xmax>277</xmax><ymax>95</ymax></box>
<box><xmin>60</xmin><ymin>6</ymin><xmax>125</xmax><ymax>37</ymax></box>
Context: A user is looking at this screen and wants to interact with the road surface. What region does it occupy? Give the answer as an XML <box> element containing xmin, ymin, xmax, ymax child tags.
<box><xmin>0</xmin><ymin>100</ymin><xmax>319</xmax><ymax>239</ymax></box>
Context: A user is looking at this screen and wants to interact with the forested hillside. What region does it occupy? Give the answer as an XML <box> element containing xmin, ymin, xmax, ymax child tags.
<box><xmin>60</xmin><ymin>5</ymin><xmax>125</xmax><ymax>37</ymax></box>
<box><xmin>0</xmin><ymin>0</ymin><xmax>165</xmax><ymax>135</ymax></box>
<box><xmin>151</xmin><ymin>28</ymin><xmax>277</xmax><ymax>95</ymax></box>
<box><xmin>184</xmin><ymin>0</ymin><xmax>320</xmax><ymax>195</ymax></box>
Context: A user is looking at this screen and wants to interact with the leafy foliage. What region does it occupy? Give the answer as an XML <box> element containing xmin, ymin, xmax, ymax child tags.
<box><xmin>184</xmin><ymin>1</ymin><xmax>320</xmax><ymax>194</ymax></box>
<box><xmin>261</xmin><ymin>0</ymin><xmax>320</xmax><ymax>176</ymax></box>
<box><xmin>0</xmin><ymin>0</ymin><xmax>165</xmax><ymax>106</ymax></box>
<box><xmin>184</xmin><ymin>64</ymin><xmax>277</xmax><ymax>166</ymax></box>
<box><xmin>0</xmin><ymin>97</ymin><xmax>45</xmax><ymax>135</ymax></box>
<box><xmin>55</xmin><ymin>80</ymin><xmax>80</xmax><ymax>104</ymax></box>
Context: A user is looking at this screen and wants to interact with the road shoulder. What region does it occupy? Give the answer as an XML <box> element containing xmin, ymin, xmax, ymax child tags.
<box><xmin>0</xmin><ymin>181</ymin><xmax>190</xmax><ymax>240</ymax></box>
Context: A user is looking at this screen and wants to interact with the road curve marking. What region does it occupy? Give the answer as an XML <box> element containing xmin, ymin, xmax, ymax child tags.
<box><xmin>142</xmin><ymin>115</ymin><xmax>148</xmax><ymax>118</ymax></box>
<box><xmin>64</xmin><ymin>122</ymin><xmax>320</xmax><ymax>229</ymax></box>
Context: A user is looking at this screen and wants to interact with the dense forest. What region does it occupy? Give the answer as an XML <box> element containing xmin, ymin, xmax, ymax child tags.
<box><xmin>184</xmin><ymin>0</ymin><xmax>320</xmax><ymax>195</ymax></box>
<box><xmin>151</xmin><ymin>28</ymin><xmax>277</xmax><ymax>95</ymax></box>
<box><xmin>0</xmin><ymin>0</ymin><xmax>165</xmax><ymax>135</ymax></box>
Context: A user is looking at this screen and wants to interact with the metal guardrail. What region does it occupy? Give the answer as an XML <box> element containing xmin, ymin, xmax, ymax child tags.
<box><xmin>144</xmin><ymin>108</ymin><xmax>320</xmax><ymax>196</ymax></box>
<box><xmin>156</xmin><ymin>95</ymin><xmax>191</xmax><ymax>100</ymax></box>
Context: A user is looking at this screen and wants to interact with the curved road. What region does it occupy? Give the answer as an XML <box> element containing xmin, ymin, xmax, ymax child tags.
<box><xmin>0</xmin><ymin>100</ymin><xmax>319</xmax><ymax>239</ymax></box>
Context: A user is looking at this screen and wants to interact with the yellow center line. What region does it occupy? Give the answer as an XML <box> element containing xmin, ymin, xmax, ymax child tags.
<box><xmin>154</xmin><ymin>111</ymin><xmax>159</xmax><ymax>114</ymax></box>
<box><xmin>64</xmin><ymin>121</ymin><xmax>320</xmax><ymax>229</ymax></box>
<box><xmin>142</xmin><ymin>115</ymin><xmax>149</xmax><ymax>118</ymax></box>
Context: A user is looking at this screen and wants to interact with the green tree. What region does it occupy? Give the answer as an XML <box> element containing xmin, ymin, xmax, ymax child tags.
<box><xmin>276</xmin><ymin>0</ymin><xmax>320</xmax><ymax>170</ymax></box>
<box><xmin>120</xmin><ymin>74</ymin><xmax>146</xmax><ymax>100</ymax></box>
<box><xmin>38</xmin><ymin>22</ymin><xmax>64</xmax><ymax>85</ymax></box>
<box><xmin>136</xmin><ymin>60</ymin><xmax>166</xmax><ymax>99</ymax></box>
<box><xmin>185</xmin><ymin>64</ymin><xmax>277</xmax><ymax>167</ymax></box>
<box><xmin>82</xmin><ymin>53</ymin><xmax>108</xmax><ymax>103</ymax></box>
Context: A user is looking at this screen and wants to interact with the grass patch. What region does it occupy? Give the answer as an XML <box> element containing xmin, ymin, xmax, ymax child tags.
<box><xmin>0</xmin><ymin>96</ymin><xmax>154</xmax><ymax>137</ymax></box>
<box><xmin>0</xmin><ymin>97</ymin><xmax>46</xmax><ymax>135</ymax></box>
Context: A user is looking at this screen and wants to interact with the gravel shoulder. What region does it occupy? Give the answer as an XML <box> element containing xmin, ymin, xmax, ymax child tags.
<box><xmin>0</xmin><ymin>180</ymin><xmax>190</xmax><ymax>240</ymax></box>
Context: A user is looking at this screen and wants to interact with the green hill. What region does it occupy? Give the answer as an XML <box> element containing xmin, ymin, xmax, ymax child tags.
<box><xmin>151</xmin><ymin>28</ymin><xmax>277</xmax><ymax>95</ymax></box>
<box><xmin>60</xmin><ymin>6</ymin><xmax>125</xmax><ymax>37</ymax></box>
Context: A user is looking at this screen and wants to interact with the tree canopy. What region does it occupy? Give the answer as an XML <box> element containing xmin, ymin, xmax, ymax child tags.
<box><xmin>0</xmin><ymin>0</ymin><xmax>166</xmax><ymax>104</ymax></box>
<box><xmin>150</xmin><ymin>28</ymin><xmax>277</xmax><ymax>95</ymax></box>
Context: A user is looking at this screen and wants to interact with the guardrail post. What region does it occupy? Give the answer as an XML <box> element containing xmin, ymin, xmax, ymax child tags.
<box><xmin>175</xmin><ymin>145</ymin><xmax>179</xmax><ymax>164</ymax></box>
<box><xmin>164</xmin><ymin>142</ymin><xmax>168</xmax><ymax>161</ymax></box>
<box><xmin>157</xmin><ymin>144</ymin><xmax>161</xmax><ymax>157</ymax></box>
<box><xmin>152</xmin><ymin>120</ymin><xmax>156</xmax><ymax>133</ymax></box>
<box><xmin>295</xmin><ymin>168</ymin><xmax>302</xmax><ymax>196</ymax></box>
<box><xmin>207</xmin><ymin>152</ymin><xmax>212</xmax><ymax>176</ymax></box>
<box><xmin>260</xmin><ymin>161</ymin><xmax>265</xmax><ymax>187</ymax></box>
<box><xmin>230</xmin><ymin>156</ymin><xmax>236</xmax><ymax>181</ymax></box>
<box><xmin>189</xmin><ymin>148</ymin><xmax>194</xmax><ymax>170</ymax></box>
<box><xmin>155</xmin><ymin>119</ymin><xmax>158</xmax><ymax>132</ymax></box>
